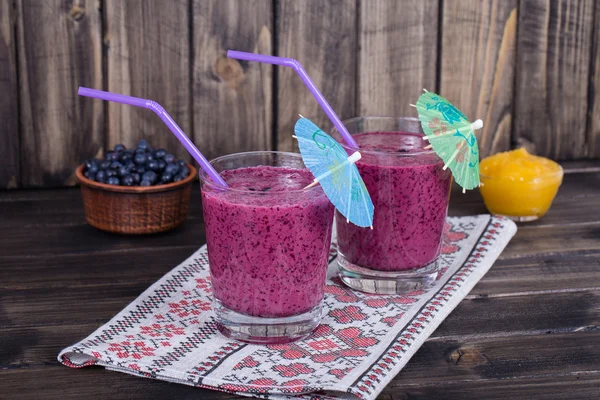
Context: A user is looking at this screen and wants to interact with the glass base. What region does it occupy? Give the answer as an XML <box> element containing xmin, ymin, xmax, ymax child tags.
<box><xmin>337</xmin><ymin>256</ymin><xmax>439</xmax><ymax>294</ymax></box>
<box><xmin>493</xmin><ymin>213</ymin><xmax>540</xmax><ymax>222</ymax></box>
<box><xmin>213</xmin><ymin>299</ymin><xmax>323</xmax><ymax>344</ymax></box>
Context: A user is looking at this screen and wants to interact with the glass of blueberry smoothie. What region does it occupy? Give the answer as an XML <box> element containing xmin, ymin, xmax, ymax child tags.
<box><xmin>200</xmin><ymin>151</ymin><xmax>334</xmax><ymax>344</ymax></box>
<box><xmin>332</xmin><ymin>117</ymin><xmax>452</xmax><ymax>294</ymax></box>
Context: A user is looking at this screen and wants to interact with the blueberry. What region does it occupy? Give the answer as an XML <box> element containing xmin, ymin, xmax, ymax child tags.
<box><xmin>164</xmin><ymin>154</ymin><xmax>176</xmax><ymax>164</ymax></box>
<box><xmin>84</xmin><ymin>171</ymin><xmax>96</xmax><ymax>180</ymax></box>
<box><xmin>114</xmin><ymin>144</ymin><xmax>126</xmax><ymax>152</ymax></box>
<box><xmin>157</xmin><ymin>160</ymin><xmax>166</xmax><ymax>171</ymax></box>
<box><xmin>110</xmin><ymin>161</ymin><xmax>123</xmax><ymax>170</ymax></box>
<box><xmin>96</xmin><ymin>170</ymin><xmax>106</xmax><ymax>183</ymax></box>
<box><xmin>146</xmin><ymin>153</ymin><xmax>155</xmax><ymax>162</ymax></box>
<box><xmin>160</xmin><ymin>173</ymin><xmax>173</xmax><ymax>184</ymax></box>
<box><xmin>140</xmin><ymin>179</ymin><xmax>152</xmax><ymax>187</ymax></box>
<box><xmin>118</xmin><ymin>166</ymin><xmax>130</xmax><ymax>177</ymax></box>
<box><xmin>85</xmin><ymin>159</ymin><xmax>98</xmax><ymax>169</ymax></box>
<box><xmin>131</xmin><ymin>172</ymin><xmax>140</xmax><ymax>184</ymax></box>
<box><xmin>174</xmin><ymin>172</ymin><xmax>189</xmax><ymax>182</ymax></box>
<box><xmin>121</xmin><ymin>153</ymin><xmax>133</xmax><ymax>163</ymax></box>
<box><xmin>180</xmin><ymin>166</ymin><xmax>190</xmax><ymax>177</ymax></box>
<box><xmin>135</xmin><ymin>166</ymin><xmax>146</xmax><ymax>174</ymax></box>
<box><xmin>134</xmin><ymin>153</ymin><xmax>147</xmax><ymax>165</ymax></box>
<box><xmin>154</xmin><ymin>148</ymin><xmax>167</xmax><ymax>159</ymax></box>
<box><xmin>100</xmin><ymin>160</ymin><xmax>111</xmax><ymax>170</ymax></box>
<box><xmin>87</xmin><ymin>163</ymin><xmax>99</xmax><ymax>174</ymax></box>
<box><xmin>107</xmin><ymin>176</ymin><xmax>120</xmax><ymax>185</ymax></box>
<box><xmin>173</xmin><ymin>174</ymin><xmax>184</xmax><ymax>182</ymax></box>
<box><xmin>106</xmin><ymin>169</ymin><xmax>117</xmax><ymax>177</ymax></box>
<box><xmin>108</xmin><ymin>152</ymin><xmax>121</xmax><ymax>162</ymax></box>
<box><xmin>104</xmin><ymin>151</ymin><xmax>114</xmax><ymax>161</ymax></box>
<box><xmin>142</xmin><ymin>170</ymin><xmax>157</xmax><ymax>184</ymax></box>
<box><xmin>122</xmin><ymin>175</ymin><xmax>135</xmax><ymax>186</ymax></box>
<box><xmin>125</xmin><ymin>161</ymin><xmax>136</xmax><ymax>170</ymax></box>
<box><xmin>147</xmin><ymin>160</ymin><xmax>160</xmax><ymax>172</ymax></box>
<box><xmin>136</xmin><ymin>139</ymin><xmax>150</xmax><ymax>151</ymax></box>
<box><xmin>164</xmin><ymin>163</ymin><xmax>179</xmax><ymax>176</ymax></box>
<box><xmin>177</xmin><ymin>160</ymin><xmax>186</xmax><ymax>168</ymax></box>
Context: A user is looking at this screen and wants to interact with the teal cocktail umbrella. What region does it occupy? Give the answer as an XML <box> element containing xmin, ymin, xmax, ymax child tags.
<box><xmin>413</xmin><ymin>90</ymin><xmax>483</xmax><ymax>192</ymax></box>
<box><xmin>293</xmin><ymin>117</ymin><xmax>374</xmax><ymax>228</ymax></box>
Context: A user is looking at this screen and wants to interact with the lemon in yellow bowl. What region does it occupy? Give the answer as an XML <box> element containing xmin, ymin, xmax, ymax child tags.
<box><xmin>479</xmin><ymin>148</ymin><xmax>563</xmax><ymax>222</ymax></box>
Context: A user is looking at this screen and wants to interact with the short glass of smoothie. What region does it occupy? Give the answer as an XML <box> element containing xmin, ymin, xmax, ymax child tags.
<box><xmin>332</xmin><ymin>117</ymin><xmax>452</xmax><ymax>294</ymax></box>
<box><xmin>199</xmin><ymin>151</ymin><xmax>334</xmax><ymax>344</ymax></box>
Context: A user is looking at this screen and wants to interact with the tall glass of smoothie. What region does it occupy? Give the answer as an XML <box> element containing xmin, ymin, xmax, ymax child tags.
<box><xmin>200</xmin><ymin>151</ymin><xmax>334</xmax><ymax>344</ymax></box>
<box><xmin>332</xmin><ymin>117</ymin><xmax>452</xmax><ymax>294</ymax></box>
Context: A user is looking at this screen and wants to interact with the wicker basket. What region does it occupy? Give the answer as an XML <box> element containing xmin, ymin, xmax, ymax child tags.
<box><xmin>75</xmin><ymin>163</ymin><xmax>197</xmax><ymax>234</ymax></box>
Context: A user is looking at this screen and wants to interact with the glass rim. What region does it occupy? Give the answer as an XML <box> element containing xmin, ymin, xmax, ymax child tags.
<box><xmin>199</xmin><ymin>150</ymin><xmax>320</xmax><ymax>194</ymax></box>
<box><xmin>334</xmin><ymin>116</ymin><xmax>435</xmax><ymax>157</ymax></box>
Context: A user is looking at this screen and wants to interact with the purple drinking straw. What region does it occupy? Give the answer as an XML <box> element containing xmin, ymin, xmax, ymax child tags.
<box><xmin>78</xmin><ymin>87</ymin><xmax>228</xmax><ymax>187</ymax></box>
<box><xmin>227</xmin><ymin>50</ymin><xmax>359</xmax><ymax>150</ymax></box>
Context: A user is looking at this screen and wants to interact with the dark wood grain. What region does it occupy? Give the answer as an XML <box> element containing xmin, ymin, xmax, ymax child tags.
<box><xmin>380</xmin><ymin>372</ymin><xmax>600</xmax><ymax>400</ymax></box>
<box><xmin>192</xmin><ymin>0</ymin><xmax>273</xmax><ymax>160</ymax></box>
<box><xmin>440</xmin><ymin>0</ymin><xmax>517</xmax><ymax>158</ymax></box>
<box><xmin>588</xmin><ymin>1</ymin><xmax>600</xmax><ymax>158</ymax></box>
<box><xmin>0</xmin><ymin>0</ymin><xmax>19</xmax><ymax>189</ymax></box>
<box><xmin>0</xmin><ymin>246</ymin><xmax>199</xmax><ymax>290</ymax></box>
<box><xmin>2</xmin><ymin>326</ymin><xmax>600</xmax><ymax>399</ymax></box>
<box><xmin>501</xmin><ymin>222</ymin><xmax>600</xmax><ymax>259</ymax></box>
<box><xmin>16</xmin><ymin>0</ymin><xmax>103</xmax><ymax>187</ymax></box>
<box><xmin>3</xmin><ymin>276</ymin><xmax>597</xmax><ymax>339</ymax></box>
<box><xmin>1</xmin><ymin>285</ymin><xmax>148</xmax><ymax>328</ymax></box>
<box><xmin>0</xmin><ymin>216</ymin><xmax>205</xmax><ymax>258</ymax></box>
<box><xmin>0</xmin><ymin>182</ymin><xmax>203</xmax><ymax>231</ymax></box>
<box><xmin>358</xmin><ymin>0</ymin><xmax>438</xmax><ymax>116</ymax></box>
<box><xmin>4</xmin><ymin>191</ymin><xmax>598</xmax><ymax>260</ymax></box>
<box><xmin>405</xmin><ymin>330</ymin><xmax>600</xmax><ymax>385</ymax></box>
<box><xmin>514</xmin><ymin>0</ymin><xmax>595</xmax><ymax>159</ymax></box>
<box><xmin>3</xmin><ymin>363</ymin><xmax>600</xmax><ymax>400</ymax></box>
<box><xmin>104</xmin><ymin>0</ymin><xmax>191</xmax><ymax>161</ymax></box>
<box><xmin>432</xmin><ymin>289</ymin><xmax>600</xmax><ymax>339</ymax></box>
<box><xmin>1</xmin><ymin>163</ymin><xmax>600</xmax><ymax>399</ymax></box>
<box><xmin>469</xmin><ymin>250</ymin><xmax>600</xmax><ymax>296</ymax></box>
<box><xmin>276</xmin><ymin>0</ymin><xmax>357</xmax><ymax>152</ymax></box>
<box><xmin>0</xmin><ymin>365</ymin><xmax>240</xmax><ymax>400</ymax></box>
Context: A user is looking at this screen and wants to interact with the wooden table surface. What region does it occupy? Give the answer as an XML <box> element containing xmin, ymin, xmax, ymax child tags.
<box><xmin>1</xmin><ymin>162</ymin><xmax>600</xmax><ymax>399</ymax></box>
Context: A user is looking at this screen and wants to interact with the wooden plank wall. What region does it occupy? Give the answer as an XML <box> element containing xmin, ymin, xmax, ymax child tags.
<box><xmin>514</xmin><ymin>0</ymin><xmax>595</xmax><ymax>159</ymax></box>
<box><xmin>358</xmin><ymin>0</ymin><xmax>438</xmax><ymax>118</ymax></box>
<box><xmin>104</xmin><ymin>0</ymin><xmax>191</xmax><ymax>161</ymax></box>
<box><xmin>192</xmin><ymin>0</ymin><xmax>273</xmax><ymax>160</ymax></box>
<box><xmin>440</xmin><ymin>0</ymin><xmax>517</xmax><ymax>158</ymax></box>
<box><xmin>0</xmin><ymin>0</ymin><xmax>19</xmax><ymax>188</ymax></box>
<box><xmin>277</xmin><ymin>0</ymin><xmax>356</xmax><ymax>152</ymax></box>
<box><xmin>0</xmin><ymin>0</ymin><xmax>599</xmax><ymax>188</ymax></box>
<box><xmin>16</xmin><ymin>0</ymin><xmax>103</xmax><ymax>187</ymax></box>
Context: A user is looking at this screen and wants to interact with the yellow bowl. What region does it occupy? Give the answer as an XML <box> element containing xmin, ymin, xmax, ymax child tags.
<box><xmin>479</xmin><ymin>168</ymin><xmax>563</xmax><ymax>221</ymax></box>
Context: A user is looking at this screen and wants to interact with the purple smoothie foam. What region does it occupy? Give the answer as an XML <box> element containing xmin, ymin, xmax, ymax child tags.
<box><xmin>202</xmin><ymin>166</ymin><xmax>334</xmax><ymax>318</ymax></box>
<box><xmin>336</xmin><ymin>132</ymin><xmax>451</xmax><ymax>271</ymax></box>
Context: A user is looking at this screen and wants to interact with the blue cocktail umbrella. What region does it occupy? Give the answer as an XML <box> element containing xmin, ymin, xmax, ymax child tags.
<box><xmin>294</xmin><ymin>117</ymin><xmax>374</xmax><ymax>228</ymax></box>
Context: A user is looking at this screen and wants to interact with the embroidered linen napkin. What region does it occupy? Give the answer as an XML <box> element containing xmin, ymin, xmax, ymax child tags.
<box><xmin>59</xmin><ymin>215</ymin><xmax>517</xmax><ymax>399</ymax></box>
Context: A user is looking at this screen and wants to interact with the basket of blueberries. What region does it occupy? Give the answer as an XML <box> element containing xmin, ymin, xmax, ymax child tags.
<box><xmin>76</xmin><ymin>140</ymin><xmax>197</xmax><ymax>234</ymax></box>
